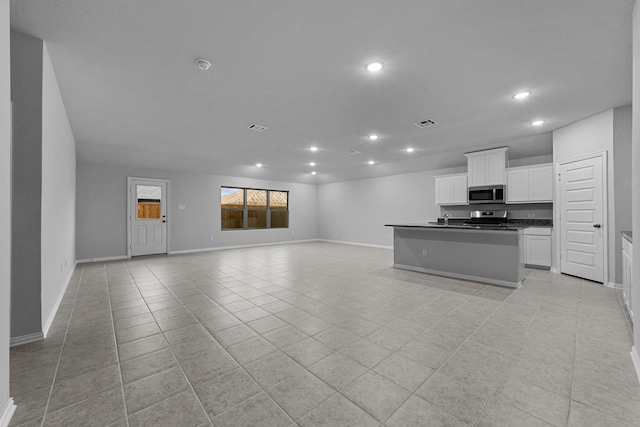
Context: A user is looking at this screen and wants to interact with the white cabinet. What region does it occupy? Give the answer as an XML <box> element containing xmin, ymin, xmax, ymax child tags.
<box><xmin>435</xmin><ymin>173</ymin><xmax>468</xmax><ymax>205</ymax></box>
<box><xmin>622</xmin><ymin>235</ymin><xmax>633</xmax><ymax>320</ymax></box>
<box><xmin>523</xmin><ymin>227</ymin><xmax>551</xmax><ymax>268</ymax></box>
<box><xmin>507</xmin><ymin>164</ymin><xmax>553</xmax><ymax>203</ymax></box>
<box><xmin>465</xmin><ymin>147</ymin><xmax>508</xmax><ymax>187</ymax></box>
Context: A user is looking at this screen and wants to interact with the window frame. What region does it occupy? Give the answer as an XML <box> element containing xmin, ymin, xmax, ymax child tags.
<box><xmin>220</xmin><ymin>186</ymin><xmax>289</xmax><ymax>231</ymax></box>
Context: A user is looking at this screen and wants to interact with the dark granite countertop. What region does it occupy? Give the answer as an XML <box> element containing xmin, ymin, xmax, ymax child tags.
<box><xmin>385</xmin><ymin>223</ymin><xmax>521</xmax><ymax>232</ymax></box>
<box><xmin>622</xmin><ymin>231</ymin><xmax>632</xmax><ymax>243</ymax></box>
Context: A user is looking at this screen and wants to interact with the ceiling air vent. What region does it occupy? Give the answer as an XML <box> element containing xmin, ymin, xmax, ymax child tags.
<box><xmin>347</xmin><ymin>150</ymin><xmax>361</xmax><ymax>155</ymax></box>
<box><xmin>247</xmin><ymin>123</ymin><xmax>268</xmax><ymax>132</ymax></box>
<box><xmin>415</xmin><ymin>119</ymin><xmax>438</xmax><ymax>128</ymax></box>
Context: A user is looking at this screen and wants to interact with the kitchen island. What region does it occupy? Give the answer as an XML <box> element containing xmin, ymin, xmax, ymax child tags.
<box><xmin>386</xmin><ymin>224</ymin><xmax>524</xmax><ymax>288</ymax></box>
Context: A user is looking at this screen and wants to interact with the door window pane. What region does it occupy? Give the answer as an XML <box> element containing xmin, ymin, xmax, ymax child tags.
<box><xmin>137</xmin><ymin>185</ymin><xmax>161</xmax><ymax>219</ymax></box>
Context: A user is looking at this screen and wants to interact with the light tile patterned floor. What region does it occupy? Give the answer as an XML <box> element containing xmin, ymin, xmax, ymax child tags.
<box><xmin>8</xmin><ymin>242</ymin><xmax>640</xmax><ymax>426</ymax></box>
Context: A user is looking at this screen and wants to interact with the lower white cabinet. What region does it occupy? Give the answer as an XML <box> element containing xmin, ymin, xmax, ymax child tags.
<box><xmin>435</xmin><ymin>173</ymin><xmax>468</xmax><ymax>205</ymax></box>
<box><xmin>622</xmin><ymin>235</ymin><xmax>633</xmax><ymax>320</ymax></box>
<box><xmin>523</xmin><ymin>228</ymin><xmax>551</xmax><ymax>268</ymax></box>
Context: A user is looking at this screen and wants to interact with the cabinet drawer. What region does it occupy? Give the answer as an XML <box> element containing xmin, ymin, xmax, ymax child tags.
<box><xmin>524</xmin><ymin>227</ymin><xmax>552</xmax><ymax>236</ymax></box>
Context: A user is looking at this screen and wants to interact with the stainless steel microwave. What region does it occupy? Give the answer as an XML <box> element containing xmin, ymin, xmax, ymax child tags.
<box><xmin>468</xmin><ymin>185</ymin><xmax>505</xmax><ymax>204</ymax></box>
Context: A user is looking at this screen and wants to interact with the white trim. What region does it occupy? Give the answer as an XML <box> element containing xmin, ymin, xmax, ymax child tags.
<box><xmin>76</xmin><ymin>255</ymin><xmax>129</xmax><ymax>264</ymax></box>
<box><xmin>393</xmin><ymin>263</ymin><xmax>522</xmax><ymax>289</ymax></box>
<box><xmin>550</xmin><ymin>267</ymin><xmax>559</xmax><ymax>274</ymax></box>
<box><xmin>631</xmin><ymin>347</ymin><xmax>640</xmax><ymax>384</ymax></box>
<box><xmin>0</xmin><ymin>398</ymin><xmax>16</xmax><ymax>427</ymax></box>
<box><xmin>316</xmin><ymin>239</ymin><xmax>393</xmax><ymax>250</ymax></box>
<box><xmin>605</xmin><ymin>281</ymin><xmax>623</xmax><ymax>289</ymax></box>
<box><xmin>42</xmin><ymin>260</ymin><xmax>77</xmax><ymax>337</ymax></box>
<box><xmin>10</xmin><ymin>331</ymin><xmax>44</xmax><ymax>347</ymax></box>
<box><xmin>168</xmin><ymin>239</ymin><xmax>318</xmax><ymax>255</ymax></box>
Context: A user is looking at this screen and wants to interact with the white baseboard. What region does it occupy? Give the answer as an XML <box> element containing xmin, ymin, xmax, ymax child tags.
<box><xmin>168</xmin><ymin>239</ymin><xmax>318</xmax><ymax>255</ymax></box>
<box><xmin>76</xmin><ymin>255</ymin><xmax>129</xmax><ymax>263</ymax></box>
<box><xmin>631</xmin><ymin>346</ymin><xmax>640</xmax><ymax>385</ymax></box>
<box><xmin>317</xmin><ymin>239</ymin><xmax>393</xmax><ymax>250</ymax></box>
<box><xmin>605</xmin><ymin>281</ymin><xmax>623</xmax><ymax>289</ymax></box>
<box><xmin>42</xmin><ymin>260</ymin><xmax>77</xmax><ymax>337</ymax></box>
<box><xmin>0</xmin><ymin>398</ymin><xmax>16</xmax><ymax>427</ymax></box>
<box><xmin>550</xmin><ymin>267</ymin><xmax>559</xmax><ymax>273</ymax></box>
<box><xmin>10</xmin><ymin>331</ymin><xmax>44</xmax><ymax>347</ymax></box>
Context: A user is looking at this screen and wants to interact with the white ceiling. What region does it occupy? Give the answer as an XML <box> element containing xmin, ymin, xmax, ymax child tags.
<box><xmin>10</xmin><ymin>0</ymin><xmax>634</xmax><ymax>184</ymax></box>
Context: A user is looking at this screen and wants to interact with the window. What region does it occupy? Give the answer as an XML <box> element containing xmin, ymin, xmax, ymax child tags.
<box><xmin>221</xmin><ymin>187</ymin><xmax>289</xmax><ymax>230</ymax></box>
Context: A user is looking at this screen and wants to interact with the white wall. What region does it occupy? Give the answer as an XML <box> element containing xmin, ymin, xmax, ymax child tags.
<box><xmin>0</xmin><ymin>0</ymin><xmax>13</xmax><ymax>423</ymax></box>
<box><xmin>40</xmin><ymin>43</ymin><xmax>76</xmax><ymax>335</ymax></box>
<box><xmin>552</xmin><ymin>109</ymin><xmax>617</xmax><ymax>285</ymax></box>
<box><xmin>631</xmin><ymin>2</ymin><xmax>640</xmax><ymax>368</ymax></box>
<box><xmin>76</xmin><ymin>162</ymin><xmax>318</xmax><ymax>260</ymax></box>
<box><xmin>613</xmin><ymin>105</ymin><xmax>633</xmax><ymax>284</ymax></box>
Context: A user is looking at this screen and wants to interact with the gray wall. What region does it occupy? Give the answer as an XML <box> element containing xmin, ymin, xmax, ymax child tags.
<box><xmin>613</xmin><ymin>105</ymin><xmax>633</xmax><ymax>284</ymax></box>
<box><xmin>76</xmin><ymin>162</ymin><xmax>318</xmax><ymax>260</ymax></box>
<box><xmin>40</xmin><ymin>42</ymin><xmax>76</xmax><ymax>334</ymax></box>
<box><xmin>317</xmin><ymin>153</ymin><xmax>554</xmax><ymax>248</ymax></box>
<box><xmin>1</xmin><ymin>0</ymin><xmax>12</xmax><ymax>417</ymax></box>
<box><xmin>632</xmin><ymin>2</ymin><xmax>640</xmax><ymax>361</ymax></box>
<box><xmin>10</xmin><ymin>31</ymin><xmax>42</xmax><ymax>339</ymax></box>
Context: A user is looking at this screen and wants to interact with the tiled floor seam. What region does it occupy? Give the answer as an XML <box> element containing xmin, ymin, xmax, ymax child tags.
<box><xmin>38</xmin><ymin>264</ymin><xmax>86</xmax><ymax>427</ymax></box>
<box><xmin>124</xmin><ymin>261</ymin><xmax>214</xmax><ymax>426</ymax></box>
<box><xmin>130</xmin><ymin>260</ymin><xmax>301</xmax><ymax>426</ymax></box>
<box><xmin>105</xmin><ymin>263</ymin><xmax>134</xmax><ymax>427</ymax></box>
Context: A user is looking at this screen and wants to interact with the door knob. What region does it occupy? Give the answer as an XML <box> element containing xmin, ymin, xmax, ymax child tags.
<box><xmin>593</xmin><ymin>224</ymin><xmax>601</xmax><ymax>228</ymax></box>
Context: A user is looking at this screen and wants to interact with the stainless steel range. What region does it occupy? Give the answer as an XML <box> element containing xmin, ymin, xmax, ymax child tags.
<box><xmin>464</xmin><ymin>210</ymin><xmax>508</xmax><ymax>228</ymax></box>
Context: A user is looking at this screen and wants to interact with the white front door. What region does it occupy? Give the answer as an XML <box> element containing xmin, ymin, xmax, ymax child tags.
<box><xmin>559</xmin><ymin>155</ymin><xmax>605</xmax><ymax>283</ymax></box>
<box><xmin>130</xmin><ymin>178</ymin><xmax>167</xmax><ymax>256</ymax></box>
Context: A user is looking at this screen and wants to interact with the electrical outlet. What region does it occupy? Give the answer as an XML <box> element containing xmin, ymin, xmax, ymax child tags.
<box><xmin>422</xmin><ymin>249</ymin><xmax>428</xmax><ymax>257</ymax></box>
<box><xmin>209</xmin><ymin>236</ymin><xmax>214</xmax><ymax>241</ymax></box>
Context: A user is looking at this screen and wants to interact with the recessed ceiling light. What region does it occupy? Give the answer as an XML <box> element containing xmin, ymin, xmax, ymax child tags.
<box><xmin>368</xmin><ymin>160</ymin><xmax>375</xmax><ymax>165</ymax></box>
<box><xmin>406</xmin><ymin>147</ymin><xmax>414</xmax><ymax>153</ymax></box>
<box><xmin>311</xmin><ymin>171</ymin><xmax>317</xmax><ymax>175</ymax></box>
<box><xmin>256</xmin><ymin>163</ymin><xmax>262</xmax><ymax>167</ymax></box>
<box><xmin>514</xmin><ymin>91</ymin><xmax>531</xmax><ymax>100</ymax></box>
<box><xmin>368</xmin><ymin>134</ymin><xmax>379</xmax><ymax>141</ymax></box>
<box><xmin>366</xmin><ymin>61</ymin><xmax>383</xmax><ymax>72</ymax></box>
<box><xmin>310</xmin><ymin>146</ymin><xmax>318</xmax><ymax>152</ymax></box>
<box><xmin>531</xmin><ymin>120</ymin><xmax>544</xmax><ymax>126</ymax></box>
<box><xmin>309</xmin><ymin>162</ymin><xmax>316</xmax><ymax>166</ymax></box>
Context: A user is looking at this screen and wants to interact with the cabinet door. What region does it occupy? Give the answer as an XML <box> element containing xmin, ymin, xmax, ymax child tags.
<box><xmin>451</xmin><ymin>175</ymin><xmax>468</xmax><ymax>204</ymax></box>
<box><xmin>525</xmin><ymin>235</ymin><xmax>551</xmax><ymax>267</ymax></box>
<box><xmin>435</xmin><ymin>177</ymin><xmax>452</xmax><ymax>205</ymax></box>
<box><xmin>529</xmin><ymin>165</ymin><xmax>553</xmax><ymax>202</ymax></box>
<box><xmin>507</xmin><ymin>169</ymin><xmax>529</xmax><ymax>203</ymax></box>
<box><xmin>485</xmin><ymin>151</ymin><xmax>505</xmax><ymax>185</ymax></box>
<box><xmin>467</xmin><ymin>156</ymin><xmax>486</xmax><ymax>187</ymax></box>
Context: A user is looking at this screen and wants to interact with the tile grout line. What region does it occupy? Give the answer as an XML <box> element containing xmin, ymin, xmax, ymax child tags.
<box><xmin>38</xmin><ymin>264</ymin><xmax>85</xmax><ymax>427</ymax></box>
<box><xmin>105</xmin><ymin>261</ymin><xmax>133</xmax><ymax>427</ymax></box>
<box><xmin>138</xmin><ymin>258</ymin><xmax>300</xmax><ymax>426</ymax></box>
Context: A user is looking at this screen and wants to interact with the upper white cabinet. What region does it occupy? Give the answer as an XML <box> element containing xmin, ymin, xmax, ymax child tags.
<box><xmin>506</xmin><ymin>164</ymin><xmax>553</xmax><ymax>203</ymax></box>
<box><xmin>435</xmin><ymin>173</ymin><xmax>468</xmax><ymax>205</ymax></box>
<box><xmin>465</xmin><ymin>147</ymin><xmax>508</xmax><ymax>187</ymax></box>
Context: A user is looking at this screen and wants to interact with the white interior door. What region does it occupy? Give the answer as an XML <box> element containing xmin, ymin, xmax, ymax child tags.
<box><xmin>559</xmin><ymin>155</ymin><xmax>604</xmax><ymax>283</ymax></box>
<box><xmin>130</xmin><ymin>178</ymin><xmax>167</xmax><ymax>256</ymax></box>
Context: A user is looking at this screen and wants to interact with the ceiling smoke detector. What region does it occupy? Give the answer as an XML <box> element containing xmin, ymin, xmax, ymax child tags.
<box><xmin>247</xmin><ymin>123</ymin><xmax>268</xmax><ymax>132</ymax></box>
<box><xmin>347</xmin><ymin>150</ymin><xmax>361</xmax><ymax>155</ymax></box>
<box><xmin>415</xmin><ymin>119</ymin><xmax>438</xmax><ymax>128</ymax></box>
<box><xmin>195</xmin><ymin>58</ymin><xmax>211</xmax><ymax>71</ymax></box>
